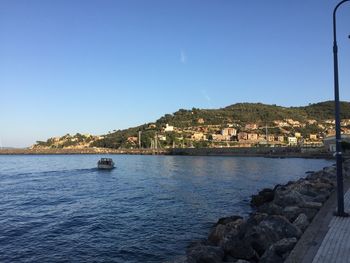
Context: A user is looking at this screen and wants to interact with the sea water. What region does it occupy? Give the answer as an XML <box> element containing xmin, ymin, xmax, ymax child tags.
<box><xmin>0</xmin><ymin>155</ymin><xmax>333</xmax><ymax>262</ymax></box>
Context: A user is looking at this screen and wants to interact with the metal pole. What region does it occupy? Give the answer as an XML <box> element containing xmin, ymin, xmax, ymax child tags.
<box><xmin>333</xmin><ymin>0</ymin><xmax>349</xmax><ymax>217</ymax></box>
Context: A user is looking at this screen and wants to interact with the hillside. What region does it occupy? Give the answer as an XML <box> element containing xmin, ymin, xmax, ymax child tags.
<box><xmin>156</xmin><ymin>101</ymin><xmax>350</xmax><ymax>127</ymax></box>
<box><xmin>33</xmin><ymin>101</ymin><xmax>350</xmax><ymax>149</ymax></box>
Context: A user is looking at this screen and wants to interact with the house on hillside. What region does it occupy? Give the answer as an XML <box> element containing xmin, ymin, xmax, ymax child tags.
<box><xmin>164</xmin><ymin>124</ymin><xmax>174</xmax><ymax>132</ymax></box>
<box><xmin>238</xmin><ymin>132</ymin><xmax>248</xmax><ymax>141</ymax></box>
<box><xmin>288</xmin><ymin>137</ymin><xmax>298</xmax><ymax>146</ymax></box>
<box><xmin>285</xmin><ymin>119</ymin><xmax>301</xmax><ymax>127</ymax></box>
<box><xmin>341</xmin><ymin>119</ymin><xmax>350</xmax><ymax>126</ymax></box>
<box><xmin>245</xmin><ymin>123</ymin><xmax>258</xmax><ymax>130</ymax></box>
<box><xmin>307</xmin><ymin>119</ymin><xmax>317</xmax><ymax>125</ymax></box>
<box><xmin>274</xmin><ymin>120</ymin><xmax>290</xmax><ymax>128</ymax></box>
<box><xmin>278</xmin><ymin>136</ymin><xmax>285</xmax><ymax>143</ymax></box>
<box><xmin>309</xmin><ymin>134</ymin><xmax>318</xmax><ymax>140</ymax></box>
<box><xmin>247</xmin><ymin>133</ymin><xmax>258</xmax><ymax>141</ymax></box>
<box><xmin>127</xmin><ymin>136</ymin><xmax>138</xmax><ymax>144</ymax></box>
<box><xmin>267</xmin><ymin>135</ymin><xmax>275</xmax><ymax>142</ymax></box>
<box><xmin>295</xmin><ymin>132</ymin><xmax>302</xmax><ymax>138</ymax></box>
<box><xmin>197</xmin><ymin>118</ymin><xmax>205</xmax><ymax>124</ymax></box>
<box><xmin>326</xmin><ymin>129</ymin><xmax>336</xmax><ymax>136</ymax></box>
<box><xmin>325</xmin><ymin>119</ymin><xmax>335</xmax><ymax>124</ymax></box>
<box><xmin>157</xmin><ymin>135</ymin><xmax>166</xmax><ymax>141</ymax></box>
<box><xmin>191</xmin><ymin>132</ymin><xmax>206</xmax><ymax>141</ymax></box>
<box><xmin>222</xmin><ymin>128</ymin><xmax>237</xmax><ymax>136</ymax></box>
<box><xmin>212</xmin><ymin>134</ymin><xmax>231</xmax><ymax>141</ymax></box>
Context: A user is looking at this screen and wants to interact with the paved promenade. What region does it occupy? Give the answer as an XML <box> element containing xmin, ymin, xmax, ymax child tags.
<box><xmin>311</xmin><ymin>189</ymin><xmax>350</xmax><ymax>263</ymax></box>
<box><xmin>286</xmin><ymin>177</ymin><xmax>350</xmax><ymax>263</ymax></box>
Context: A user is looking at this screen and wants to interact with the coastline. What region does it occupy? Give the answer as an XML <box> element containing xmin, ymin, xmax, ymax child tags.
<box><xmin>0</xmin><ymin>148</ymin><xmax>168</xmax><ymax>155</ymax></box>
<box><xmin>184</xmin><ymin>158</ymin><xmax>348</xmax><ymax>263</ymax></box>
<box><xmin>0</xmin><ymin>147</ymin><xmax>333</xmax><ymax>159</ymax></box>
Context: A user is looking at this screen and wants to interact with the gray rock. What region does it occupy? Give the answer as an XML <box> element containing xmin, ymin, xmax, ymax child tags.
<box><xmin>244</xmin><ymin>215</ymin><xmax>301</xmax><ymax>255</ymax></box>
<box><xmin>251</xmin><ymin>188</ymin><xmax>275</xmax><ymax>207</ymax></box>
<box><xmin>274</xmin><ymin>187</ymin><xmax>306</xmax><ymax>207</ymax></box>
<box><xmin>258</xmin><ymin>215</ymin><xmax>302</xmax><ymax>239</ymax></box>
<box><xmin>186</xmin><ymin>243</ymin><xmax>224</xmax><ymax>263</ymax></box>
<box><xmin>239</xmin><ymin>213</ymin><xmax>268</xmax><ymax>237</ymax></box>
<box><xmin>282</xmin><ymin>206</ymin><xmax>303</xmax><ymax>222</ymax></box>
<box><xmin>208</xmin><ymin>224</ymin><xmax>231</xmax><ymax>245</ymax></box>
<box><xmin>299</xmin><ymin>201</ymin><xmax>323</xmax><ymax>209</ymax></box>
<box><xmin>289</xmin><ymin>180</ymin><xmax>319</xmax><ymax>198</ymax></box>
<box><xmin>208</xmin><ymin>217</ymin><xmax>244</xmax><ymax>245</ymax></box>
<box><xmin>293</xmin><ymin>213</ymin><xmax>309</xmax><ymax>232</ymax></box>
<box><xmin>244</xmin><ymin>216</ymin><xmax>302</xmax><ymax>255</ymax></box>
<box><xmin>220</xmin><ymin>233</ymin><xmax>259</xmax><ymax>261</ymax></box>
<box><xmin>310</xmin><ymin>181</ymin><xmax>334</xmax><ymax>192</ymax></box>
<box><xmin>215</xmin><ymin>215</ymin><xmax>243</xmax><ymax>226</ymax></box>
<box><xmin>273</xmin><ymin>237</ymin><xmax>297</xmax><ymax>254</ymax></box>
<box><xmin>312</xmin><ymin>193</ymin><xmax>329</xmax><ymax>203</ymax></box>
<box><xmin>260</xmin><ymin>238</ymin><xmax>297</xmax><ymax>263</ymax></box>
<box><xmin>245</xmin><ymin>212</ymin><xmax>268</xmax><ymax>226</ymax></box>
<box><xmin>257</xmin><ymin>202</ymin><xmax>283</xmax><ymax>216</ymax></box>
<box><xmin>299</xmin><ymin>207</ymin><xmax>318</xmax><ymax>221</ymax></box>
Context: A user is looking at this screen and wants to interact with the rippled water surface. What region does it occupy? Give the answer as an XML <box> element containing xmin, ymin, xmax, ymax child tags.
<box><xmin>0</xmin><ymin>155</ymin><xmax>333</xmax><ymax>262</ymax></box>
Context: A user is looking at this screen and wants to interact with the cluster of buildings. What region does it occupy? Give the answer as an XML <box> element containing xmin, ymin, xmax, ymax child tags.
<box><xmin>35</xmin><ymin>118</ymin><xmax>350</xmax><ymax>152</ymax></box>
<box><xmin>141</xmin><ymin>118</ymin><xmax>350</xmax><ymax>149</ymax></box>
<box><xmin>33</xmin><ymin>133</ymin><xmax>103</xmax><ymax>149</ymax></box>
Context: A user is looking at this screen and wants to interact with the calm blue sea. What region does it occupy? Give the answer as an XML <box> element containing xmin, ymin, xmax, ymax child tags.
<box><xmin>0</xmin><ymin>155</ymin><xmax>333</xmax><ymax>262</ymax></box>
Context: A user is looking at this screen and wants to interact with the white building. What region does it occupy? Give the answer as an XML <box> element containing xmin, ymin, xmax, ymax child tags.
<box><xmin>288</xmin><ymin>137</ymin><xmax>298</xmax><ymax>146</ymax></box>
<box><xmin>164</xmin><ymin>124</ymin><xmax>174</xmax><ymax>132</ymax></box>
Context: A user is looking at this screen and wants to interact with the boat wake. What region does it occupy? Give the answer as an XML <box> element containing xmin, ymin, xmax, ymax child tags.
<box><xmin>15</xmin><ymin>168</ymin><xmax>98</xmax><ymax>177</ymax></box>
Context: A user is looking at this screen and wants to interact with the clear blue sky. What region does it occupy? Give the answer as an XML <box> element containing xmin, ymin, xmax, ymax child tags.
<box><xmin>1</xmin><ymin>0</ymin><xmax>350</xmax><ymax>147</ymax></box>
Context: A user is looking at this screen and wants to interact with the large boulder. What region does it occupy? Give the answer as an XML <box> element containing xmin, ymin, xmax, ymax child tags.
<box><xmin>312</xmin><ymin>193</ymin><xmax>329</xmax><ymax>203</ymax></box>
<box><xmin>282</xmin><ymin>206</ymin><xmax>303</xmax><ymax>222</ymax></box>
<box><xmin>208</xmin><ymin>216</ymin><xmax>244</xmax><ymax>245</ymax></box>
<box><xmin>274</xmin><ymin>187</ymin><xmax>306</xmax><ymax>207</ymax></box>
<box><xmin>299</xmin><ymin>207</ymin><xmax>319</xmax><ymax>221</ymax></box>
<box><xmin>257</xmin><ymin>202</ymin><xmax>283</xmax><ymax>216</ymax></box>
<box><xmin>293</xmin><ymin>213</ymin><xmax>309</xmax><ymax>232</ymax></box>
<box><xmin>245</xmin><ymin>213</ymin><xmax>269</xmax><ymax>227</ymax></box>
<box><xmin>220</xmin><ymin>233</ymin><xmax>259</xmax><ymax>261</ymax></box>
<box><xmin>186</xmin><ymin>242</ymin><xmax>224</xmax><ymax>263</ymax></box>
<box><xmin>299</xmin><ymin>201</ymin><xmax>322</xmax><ymax>209</ymax></box>
<box><xmin>251</xmin><ymin>188</ymin><xmax>275</xmax><ymax>207</ymax></box>
<box><xmin>238</xmin><ymin>213</ymin><xmax>268</xmax><ymax>239</ymax></box>
<box><xmin>244</xmin><ymin>215</ymin><xmax>302</xmax><ymax>255</ymax></box>
<box><xmin>215</xmin><ymin>215</ymin><xmax>243</xmax><ymax>226</ymax></box>
<box><xmin>259</xmin><ymin>238</ymin><xmax>297</xmax><ymax>263</ymax></box>
<box><xmin>289</xmin><ymin>180</ymin><xmax>320</xmax><ymax>198</ymax></box>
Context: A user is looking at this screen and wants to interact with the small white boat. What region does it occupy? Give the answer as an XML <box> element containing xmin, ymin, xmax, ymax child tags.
<box><xmin>97</xmin><ymin>158</ymin><xmax>115</xmax><ymax>170</ymax></box>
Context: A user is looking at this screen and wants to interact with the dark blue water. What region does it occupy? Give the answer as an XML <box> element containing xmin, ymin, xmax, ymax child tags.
<box><xmin>0</xmin><ymin>155</ymin><xmax>332</xmax><ymax>262</ymax></box>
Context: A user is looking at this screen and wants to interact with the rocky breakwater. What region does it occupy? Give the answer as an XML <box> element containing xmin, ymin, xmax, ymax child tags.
<box><xmin>186</xmin><ymin>159</ymin><xmax>350</xmax><ymax>263</ymax></box>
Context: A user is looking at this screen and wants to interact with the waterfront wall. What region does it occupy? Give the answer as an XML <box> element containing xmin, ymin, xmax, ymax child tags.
<box><xmin>0</xmin><ymin>148</ymin><xmax>168</xmax><ymax>155</ymax></box>
<box><xmin>170</xmin><ymin>147</ymin><xmax>331</xmax><ymax>158</ymax></box>
<box><xmin>0</xmin><ymin>146</ymin><xmax>332</xmax><ymax>158</ymax></box>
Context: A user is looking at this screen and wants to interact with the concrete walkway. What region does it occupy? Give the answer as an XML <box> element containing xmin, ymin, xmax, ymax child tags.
<box><xmin>311</xmin><ymin>190</ymin><xmax>350</xmax><ymax>263</ymax></box>
<box><xmin>286</xmin><ymin>178</ymin><xmax>350</xmax><ymax>263</ymax></box>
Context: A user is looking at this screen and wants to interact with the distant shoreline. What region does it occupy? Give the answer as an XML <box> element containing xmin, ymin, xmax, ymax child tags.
<box><xmin>0</xmin><ymin>147</ymin><xmax>334</xmax><ymax>159</ymax></box>
<box><xmin>0</xmin><ymin>147</ymin><xmax>168</xmax><ymax>155</ymax></box>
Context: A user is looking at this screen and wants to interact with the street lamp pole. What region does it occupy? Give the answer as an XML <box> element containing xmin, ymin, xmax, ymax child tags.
<box><xmin>333</xmin><ymin>0</ymin><xmax>349</xmax><ymax>217</ymax></box>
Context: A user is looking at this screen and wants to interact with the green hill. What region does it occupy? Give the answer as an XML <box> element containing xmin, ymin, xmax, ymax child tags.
<box><xmin>35</xmin><ymin>101</ymin><xmax>350</xmax><ymax>149</ymax></box>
